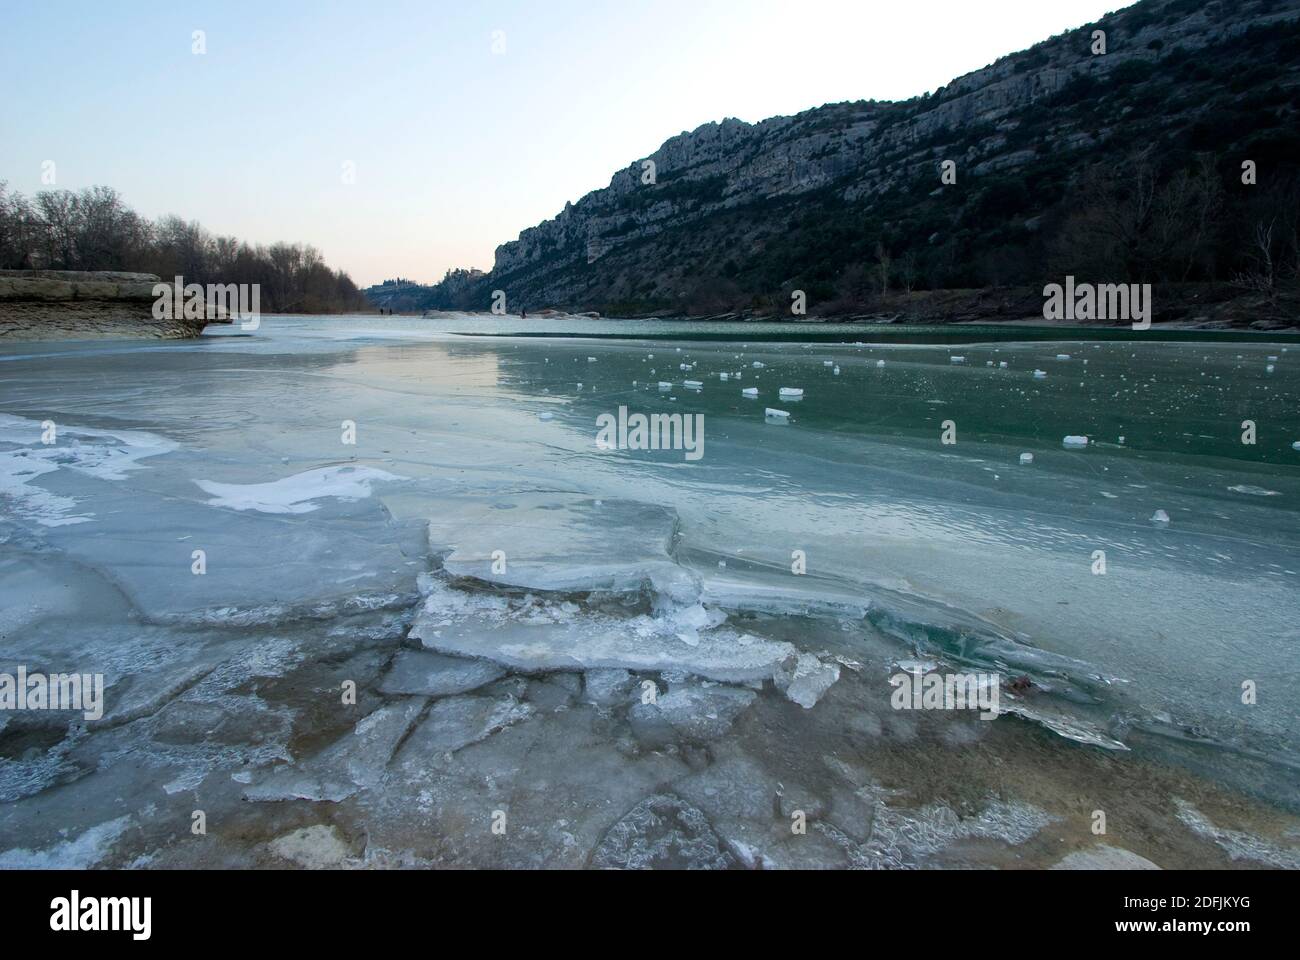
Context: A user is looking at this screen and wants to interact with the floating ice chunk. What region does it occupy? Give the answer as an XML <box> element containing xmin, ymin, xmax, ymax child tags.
<box><xmin>537</xmin><ymin>412</ymin><xmax>554</xmax><ymax>421</ymax></box>
<box><xmin>742</xmin><ymin>388</ymin><xmax>758</xmax><ymax>397</ymax></box>
<box><xmin>1019</xmin><ymin>453</ymin><xmax>1034</xmax><ymax>465</ymax></box>
<box><xmin>950</xmin><ymin>356</ymin><xmax>965</xmax><ymax>363</ymax></box>
<box><xmin>1151</xmin><ymin>509</ymin><xmax>1170</xmax><ymax>524</ymax></box>
<box><xmin>876</xmin><ymin>360</ymin><xmax>886</xmax><ymax>367</ymax></box>
<box><xmin>194</xmin><ymin>465</ymin><xmax>404</xmax><ymax>514</ymax></box>
<box><xmin>833</xmin><ymin>366</ymin><xmax>840</xmax><ymax>375</ymax></box>
<box><xmin>1062</xmin><ymin>436</ymin><xmax>1088</xmax><ymax>448</ymax></box>
<box><xmin>999</xmin><ymin>361</ymin><xmax>1008</xmax><ymax>368</ymax></box>
<box><xmin>823</xmin><ymin>361</ymin><xmax>834</xmax><ymax>367</ymax></box>
<box><xmin>778</xmin><ymin>387</ymin><xmax>803</xmax><ymax>398</ymax></box>
<box><xmin>1292</xmin><ymin>441</ymin><xmax>1300</xmax><ymax>451</ymax></box>
<box><xmin>751</xmin><ymin>361</ymin><xmax>765</xmax><ymax>368</ymax></box>
<box><xmin>765</xmin><ymin>408</ymin><xmax>790</xmax><ymax>420</ymax></box>
<box><xmin>1056</xmin><ymin>354</ymin><xmax>1071</xmax><ymax>360</ymax></box>
<box><xmin>1033</xmin><ymin>370</ymin><xmax>1047</xmax><ymax>378</ymax></box>
<box><xmin>587</xmin><ymin>357</ymin><xmax>597</xmax><ymax>362</ymax></box>
<box><xmin>683</xmin><ymin>380</ymin><xmax>703</xmax><ymax>388</ymax></box>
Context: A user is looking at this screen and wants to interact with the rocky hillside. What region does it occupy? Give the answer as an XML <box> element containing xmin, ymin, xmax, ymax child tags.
<box><xmin>376</xmin><ymin>0</ymin><xmax>1300</xmax><ymax>320</ymax></box>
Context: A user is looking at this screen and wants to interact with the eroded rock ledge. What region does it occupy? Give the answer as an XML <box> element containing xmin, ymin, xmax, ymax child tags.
<box><xmin>0</xmin><ymin>269</ymin><xmax>216</xmax><ymax>341</ymax></box>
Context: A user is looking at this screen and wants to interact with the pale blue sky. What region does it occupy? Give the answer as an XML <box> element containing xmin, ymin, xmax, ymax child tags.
<box><xmin>1</xmin><ymin>0</ymin><xmax>1120</xmax><ymax>286</ymax></box>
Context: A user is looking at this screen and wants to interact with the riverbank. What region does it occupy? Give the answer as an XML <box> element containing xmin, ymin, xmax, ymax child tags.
<box><xmin>0</xmin><ymin>270</ymin><xmax>215</xmax><ymax>340</ymax></box>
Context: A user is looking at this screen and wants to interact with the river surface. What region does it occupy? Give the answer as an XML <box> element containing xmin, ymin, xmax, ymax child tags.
<box><xmin>1</xmin><ymin>315</ymin><xmax>1297</xmax><ymax>869</ymax></box>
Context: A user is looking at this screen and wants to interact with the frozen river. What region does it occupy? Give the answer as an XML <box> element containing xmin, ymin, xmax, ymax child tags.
<box><xmin>1</xmin><ymin>315</ymin><xmax>1298</xmax><ymax>869</ymax></box>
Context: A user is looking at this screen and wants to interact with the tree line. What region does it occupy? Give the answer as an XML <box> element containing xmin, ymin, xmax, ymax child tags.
<box><xmin>0</xmin><ymin>183</ymin><xmax>370</xmax><ymax>314</ymax></box>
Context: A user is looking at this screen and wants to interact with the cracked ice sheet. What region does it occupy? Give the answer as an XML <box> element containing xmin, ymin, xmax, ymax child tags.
<box><xmin>429</xmin><ymin>493</ymin><xmax>697</xmax><ymax>601</ymax></box>
<box><xmin>411</xmin><ymin>578</ymin><xmax>796</xmax><ymax>683</ymax></box>
<box><xmin>244</xmin><ymin>698</ymin><xmax>427</xmax><ymax>803</ymax></box>
<box><xmin>30</xmin><ymin>481</ymin><xmax>420</xmax><ymax>622</ymax></box>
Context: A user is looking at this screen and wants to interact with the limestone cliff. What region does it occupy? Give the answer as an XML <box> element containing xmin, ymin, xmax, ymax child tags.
<box><xmin>374</xmin><ymin>0</ymin><xmax>1300</xmax><ymax>320</ymax></box>
<box><xmin>0</xmin><ymin>270</ymin><xmax>218</xmax><ymax>340</ymax></box>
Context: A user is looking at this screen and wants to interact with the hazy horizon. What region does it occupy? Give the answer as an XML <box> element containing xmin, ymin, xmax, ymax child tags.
<box><xmin>3</xmin><ymin>0</ymin><xmax>1121</xmax><ymax>287</ymax></box>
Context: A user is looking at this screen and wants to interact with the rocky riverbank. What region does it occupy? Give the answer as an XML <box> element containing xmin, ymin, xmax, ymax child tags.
<box><xmin>0</xmin><ymin>270</ymin><xmax>221</xmax><ymax>340</ymax></box>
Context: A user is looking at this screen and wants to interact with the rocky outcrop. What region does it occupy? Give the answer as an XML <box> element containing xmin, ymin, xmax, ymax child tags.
<box><xmin>396</xmin><ymin>0</ymin><xmax>1300</xmax><ymax>319</ymax></box>
<box><xmin>0</xmin><ymin>270</ymin><xmax>217</xmax><ymax>340</ymax></box>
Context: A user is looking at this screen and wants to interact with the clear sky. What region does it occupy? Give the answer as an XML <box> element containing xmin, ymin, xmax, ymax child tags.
<box><xmin>1</xmin><ymin>0</ymin><xmax>1123</xmax><ymax>287</ymax></box>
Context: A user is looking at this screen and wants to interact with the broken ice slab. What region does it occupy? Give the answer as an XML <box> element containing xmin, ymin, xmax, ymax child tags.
<box><xmin>244</xmin><ymin>698</ymin><xmax>426</xmax><ymax>803</ymax></box>
<box><xmin>777</xmin><ymin>387</ymin><xmax>803</xmax><ymax>398</ymax></box>
<box><xmin>774</xmin><ymin>653</ymin><xmax>841</xmax><ymax>709</ymax></box>
<box><xmin>765</xmin><ymin>408</ymin><xmax>790</xmax><ymax>421</ymax></box>
<box><xmin>411</xmin><ymin>581</ymin><xmax>796</xmax><ymax>683</ymax></box>
<box><xmin>431</xmin><ymin>494</ymin><xmax>696</xmax><ymax>601</ymax></box>
<box><xmin>742</xmin><ymin>387</ymin><xmax>758</xmax><ymax>397</ymax></box>
<box><xmin>583</xmin><ymin>668</ymin><xmax>634</xmax><ymax>705</ymax></box>
<box><xmin>378</xmin><ymin>650</ymin><xmax>505</xmax><ymax>697</ymax></box>
<box><xmin>394</xmin><ymin>693</ymin><xmax>532</xmax><ymax>761</ymax></box>
<box><xmin>628</xmin><ymin>679</ymin><xmax>756</xmax><ymax>743</ymax></box>
<box><xmin>999</xmin><ymin>701</ymin><xmax>1130</xmax><ymax>751</ymax></box>
<box><xmin>1062</xmin><ymin>436</ymin><xmax>1089</xmax><ymax>448</ymax></box>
